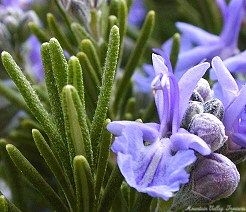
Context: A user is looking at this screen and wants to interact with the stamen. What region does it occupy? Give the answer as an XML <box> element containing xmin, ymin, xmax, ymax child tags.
<box><xmin>159</xmin><ymin>85</ymin><xmax>169</xmax><ymax>137</ymax></box>
<box><xmin>168</xmin><ymin>74</ymin><xmax>180</xmax><ymax>134</ymax></box>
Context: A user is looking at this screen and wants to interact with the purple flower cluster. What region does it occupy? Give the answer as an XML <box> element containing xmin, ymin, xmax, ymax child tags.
<box><xmin>109</xmin><ymin>53</ymin><xmax>243</xmax><ymax>206</ymax></box>
<box><xmin>1</xmin><ymin>0</ymin><xmax>32</xmax><ymax>10</ymax></box>
<box><xmin>134</xmin><ymin>0</ymin><xmax>246</xmax><ymax>91</ymax></box>
<box><xmin>163</xmin><ymin>0</ymin><xmax>246</xmax><ymax>78</ymax></box>
<box><xmin>0</xmin><ymin>0</ymin><xmax>43</xmax><ymax>81</ymax></box>
<box><xmin>128</xmin><ymin>0</ymin><xmax>146</xmax><ymax>28</ymax></box>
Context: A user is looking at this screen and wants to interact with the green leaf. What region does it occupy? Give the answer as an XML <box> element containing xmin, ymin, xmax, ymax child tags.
<box><xmin>68</xmin><ymin>56</ymin><xmax>85</xmax><ymax>104</ymax></box>
<box><xmin>28</xmin><ymin>22</ymin><xmax>49</xmax><ymax>43</ymax></box>
<box><xmin>98</xmin><ymin>165</ymin><xmax>124</xmax><ymax>212</ymax></box>
<box><xmin>95</xmin><ymin>119</ymin><xmax>112</xmax><ymax>200</ymax></box>
<box><xmin>41</xmin><ymin>41</ymin><xmax>67</xmax><ymax>143</ymax></box>
<box><xmin>0</xmin><ymin>81</ymin><xmax>28</xmax><ymax>112</ymax></box>
<box><xmin>109</xmin><ymin>0</ymin><xmax>119</xmax><ymax>17</ymax></box>
<box><xmin>0</xmin><ymin>194</ymin><xmax>21</xmax><ymax>212</ymax></box>
<box><xmin>48</xmin><ymin>37</ymin><xmax>69</xmax><ymax>141</ymax></box>
<box><xmin>1</xmin><ymin>51</ymin><xmax>70</xmax><ymax>181</ymax></box>
<box><xmin>126</xmin><ymin>0</ymin><xmax>132</xmax><ymax>10</ymax></box>
<box><xmin>77</xmin><ymin>52</ymin><xmax>100</xmax><ymax>88</ymax></box>
<box><xmin>124</xmin><ymin>97</ymin><xmax>136</xmax><ymax>116</ymax></box>
<box><xmin>113</xmin><ymin>10</ymin><xmax>155</xmax><ymax>115</ymax></box>
<box><xmin>80</xmin><ymin>39</ymin><xmax>102</xmax><ymax>80</ymax></box>
<box><xmin>20</xmin><ymin>118</ymin><xmax>42</xmax><ymax>131</ymax></box>
<box><xmin>117</xmin><ymin>0</ymin><xmax>127</xmax><ymax>55</ymax></box>
<box><xmin>48</xmin><ymin>38</ymin><xmax>68</xmax><ymax>94</ymax></box>
<box><xmin>105</xmin><ymin>15</ymin><xmax>118</xmax><ymax>45</ymax></box>
<box><xmin>0</xmin><ymin>195</ymin><xmax>8</xmax><ymax>212</ymax></box>
<box><xmin>0</xmin><ymin>139</ymin><xmax>26</xmax><ymax>210</ymax></box>
<box><xmin>67</xmin><ymin>56</ymin><xmax>91</xmax><ymax>127</ymax></box>
<box><xmin>61</xmin><ymin>85</ymin><xmax>93</xmax><ymax>168</ymax></box>
<box><xmin>170</xmin><ymin>33</ymin><xmax>180</xmax><ymax>70</ymax></box>
<box><xmin>90</xmin><ymin>25</ymin><xmax>120</xmax><ymax>163</ymax></box>
<box><xmin>71</xmin><ymin>22</ymin><xmax>96</xmax><ymax>45</ymax></box>
<box><xmin>47</xmin><ymin>13</ymin><xmax>75</xmax><ymax>55</ymax></box>
<box><xmin>32</xmin><ymin>129</ymin><xmax>76</xmax><ymax>211</ymax></box>
<box><xmin>132</xmin><ymin>193</ymin><xmax>152</xmax><ymax>212</ymax></box>
<box><xmin>54</xmin><ymin>0</ymin><xmax>78</xmax><ymax>46</ymax></box>
<box><xmin>153</xmin><ymin>199</ymin><xmax>172</xmax><ymax>212</ymax></box>
<box><xmin>141</xmin><ymin>101</ymin><xmax>156</xmax><ymax>122</ymax></box>
<box><xmin>1</xmin><ymin>51</ymin><xmax>55</xmax><ymax>136</ymax></box>
<box><xmin>177</xmin><ymin>0</ymin><xmax>202</xmax><ymax>26</ymax></box>
<box><xmin>6</xmin><ymin>144</ymin><xmax>68</xmax><ymax>212</ymax></box>
<box><xmin>77</xmin><ymin>52</ymin><xmax>99</xmax><ymax>113</ymax></box>
<box><xmin>90</xmin><ymin>9</ymin><xmax>100</xmax><ymax>40</ymax></box>
<box><xmin>73</xmin><ymin>155</ymin><xmax>95</xmax><ymax>212</ymax></box>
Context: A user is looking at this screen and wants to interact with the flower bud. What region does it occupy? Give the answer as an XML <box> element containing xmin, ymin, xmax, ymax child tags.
<box><xmin>190</xmin><ymin>90</ymin><xmax>204</xmax><ymax>102</ymax></box>
<box><xmin>203</xmin><ymin>98</ymin><xmax>224</xmax><ymax>121</ymax></box>
<box><xmin>181</xmin><ymin>101</ymin><xmax>203</xmax><ymax>129</ymax></box>
<box><xmin>190</xmin><ymin>78</ymin><xmax>213</xmax><ymax>102</ymax></box>
<box><xmin>60</xmin><ymin>0</ymin><xmax>91</xmax><ymax>27</ymax></box>
<box><xmin>0</xmin><ymin>8</ymin><xmax>22</xmax><ymax>33</ymax></box>
<box><xmin>171</xmin><ymin>153</ymin><xmax>240</xmax><ymax>211</ymax></box>
<box><xmin>218</xmin><ymin>139</ymin><xmax>246</xmax><ymax>164</ymax></box>
<box><xmin>0</xmin><ymin>7</ymin><xmax>40</xmax><ymax>41</ymax></box>
<box><xmin>0</xmin><ymin>23</ymin><xmax>11</xmax><ymax>51</ymax></box>
<box><xmin>189</xmin><ymin>113</ymin><xmax>227</xmax><ymax>151</ymax></box>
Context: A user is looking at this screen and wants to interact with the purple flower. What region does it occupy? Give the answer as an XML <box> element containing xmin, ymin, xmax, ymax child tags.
<box><xmin>128</xmin><ymin>0</ymin><xmax>146</xmax><ymax>27</ymax></box>
<box><xmin>0</xmin><ymin>0</ymin><xmax>43</xmax><ymax>82</ymax></box>
<box><xmin>1</xmin><ymin>0</ymin><xmax>32</xmax><ymax>10</ymax></box>
<box><xmin>133</xmin><ymin>64</ymin><xmax>155</xmax><ymax>93</ymax></box>
<box><xmin>212</xmin><ymin>56</ymin><xmax>246</xmax><ymax>149</ymax></box>
<box><xmin>210</xmin><ymin>50</ymin><xmax>246</xmax><ymax>81</ymax></box>
<box><xmin>163</xmin><ymin>0</ymin><xmax>246</xmax><ymax>78</ymax></box>
<box><xmin>222</xmin><ymin>50</ymin><xmax>246</xmax><ymax>74</ymax></box>
<box><xmin>23</xmin><ymin>36</ymin><xmax>43</xmax><ymax>82</ymax></box>
<box><xmin>171</xmin><ymin>153</ymin><xmax>240</xmax><ymax>210</ymax></box>
<box><xmin>135</xmin><ymin>0</ymin><xmax>246</xmax><ymax>94</ymax></box>
<box><xmin>107</xmin><ymin>54</ymin><xmax>211</xmax><ymax>200</ymax></box>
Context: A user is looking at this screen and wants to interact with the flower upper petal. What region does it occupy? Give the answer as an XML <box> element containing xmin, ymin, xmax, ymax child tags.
<box><xmin>212</xmin><ymin>56</ymin><xmax>239</xmax><ymax>107</ymax></box>
<box><xmin>224</xmin><ymin>86</ymin><xmax>246</xmax><ymax>130</ymax></box>
<box><xmin>152</xmin><ymin>53</ymin><xmax>169</xmax><ymax>76</ymax></box>
<box><xmin>223</xmin><ymin>50</ymin><xmax>246</xmax><ymax>73</ymax></box>
<box><xmin>176</xmin><ymin>22</ymin><xmax>220</xmax><ymax>45</ymax></box>
<box><xmin>175</xmin><ymin>44</ymin><xmax>221</xmax><ymax>77</ymax></box>
<box><xmin>220</xmin><ymin>0</ymin><xmax>245</xmax><ymax>46</ymax></box>
<box><xmin>178</xmin><ymin>62</ymin><xmax>210</xmax><ymax>124</ymax></box>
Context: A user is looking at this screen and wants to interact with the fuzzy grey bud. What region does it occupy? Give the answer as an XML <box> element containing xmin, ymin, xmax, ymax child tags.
<box><xmin>189</xmin><ymin>113</ymin><xmax>227</xmax><ymax>151</ymax></box>
<box><xmin>191</xmin><ymin>78</ymin><xmax>213</xmax><ymax>102</ymax></box>
<box><xmin>218</xmin><ymin>139</ymin><xmax>246</xmax><ymax>164</ymax></box>
<box><xmin>60</xmin><ymin>0</ymin><xmax>91</xmax><ymax>27</ymax></box>
<box><xmin>192</xmin><ymin>153</ymin><xmax>239</xmax><ymax>199</ymax></box>
<box><xmin>0</xmin><ymin>8</ymin><xmax>22</xmax><ymax>33</ymax></box>
<box><xmin>204</xmin><ymin>98</ymin><xmax>224</xmax><ymax>120</ymax></box>
<box><xmin>181</xmin><ymin>101</ymin><xmax>203</xmax><ymax>129</ymax></box>
<box><xmin>0</xmin><ymin>7</ymin><xmax>40</xmax><ymax>41</ymax></box>
<box><xmin>171</xmin><ymin>153</ymin><xmax>240</xmax><ymax>211</ymax></box>
<box><xmin>0</xmin><ymin>23</ymin><xmax>11</xmax><ymax>51</ymax></box>
<box><xmin>91</xmin><ymin>0</ymin><xmax>106</xmax><ymax>8</ymax></box>
<box><xmin>190</xmin><ymin>90</ymin><xmax>204</xmax><ymax>102</ymax></box>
